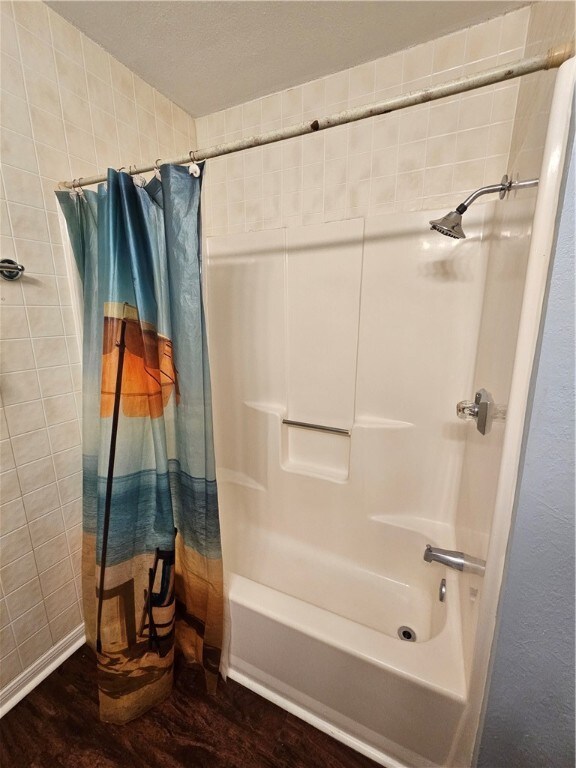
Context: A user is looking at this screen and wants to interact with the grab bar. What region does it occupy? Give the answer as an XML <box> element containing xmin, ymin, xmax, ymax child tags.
<box><xmin>282</xmin><ymin>419</ymin><xmax>350</xmax><ymax>436</ymax></box>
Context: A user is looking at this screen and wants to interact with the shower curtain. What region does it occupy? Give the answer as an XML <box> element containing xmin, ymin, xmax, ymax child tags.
<box><xmin>56</xmin><ymin>165</ymin><xmax>223</xmax><ymax>724</ymax></box>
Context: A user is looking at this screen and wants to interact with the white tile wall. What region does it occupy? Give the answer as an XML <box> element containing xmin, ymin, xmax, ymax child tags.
<box><xmin>509</xmin><ymin>2</ymin><xmax>575</xmax><ymax>179</ymax></box>
<box><xmin>0</xmin><ymin>0</ymin><xmax>196</xmax><ymax>689</ymax></box>
<box><xmin>196</xmin><ymin>7</ymin><xmax>530</xmax><ymax>237</ymax></box>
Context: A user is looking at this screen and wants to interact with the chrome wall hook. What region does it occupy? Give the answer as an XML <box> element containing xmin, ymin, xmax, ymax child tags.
<box><xmin>0</xmin><ymin>259</ymin><xmax>25</xmax><ymax>281</ymax></box>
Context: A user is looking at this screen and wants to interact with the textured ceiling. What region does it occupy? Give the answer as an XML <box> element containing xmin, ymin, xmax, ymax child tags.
<box><xmin>47</xmin><ymin>1</ymin><xmax>528</xmax><ymax>117</ymax></box>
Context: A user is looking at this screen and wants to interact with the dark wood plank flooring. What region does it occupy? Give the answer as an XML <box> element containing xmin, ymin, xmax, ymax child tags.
<box><xmin>0</xmin><ymin>646</ymin><xmax>379</xmax><ymax>768</ymax></box>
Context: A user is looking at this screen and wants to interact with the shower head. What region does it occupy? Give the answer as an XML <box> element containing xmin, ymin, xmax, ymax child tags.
<box><xmin>429</xmin><ymin>209</ymin><xmax>466</xmax><ymax>239</ymax></box>
<box><xmin>429</xmin><ymin>175</ymin><xmax>539</xmax><ymax>239</ymax></box>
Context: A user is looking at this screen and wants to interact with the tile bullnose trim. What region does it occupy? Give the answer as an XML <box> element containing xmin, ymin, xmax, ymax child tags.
<box><xmin>0</xmin><ymin>623</ymin><xmax>85</xmax><ymax>717</ymax></box>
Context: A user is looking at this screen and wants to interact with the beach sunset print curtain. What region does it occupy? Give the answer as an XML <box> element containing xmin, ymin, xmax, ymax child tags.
<box><xmin>57</xmin><ymin>165</ymin><xmax>223</xmax><ymax>724</ymax></box>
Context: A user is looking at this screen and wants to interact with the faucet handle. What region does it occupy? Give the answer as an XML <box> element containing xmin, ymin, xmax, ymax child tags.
<box><xmin>456</xmin><ymin>400</ymin><xmax>479</xmax><ymax>421</ymax></box>
<box><xmin>457</xmin><ymin>388</ymin><xmax>506</xmax><ymax>435</ymax></box>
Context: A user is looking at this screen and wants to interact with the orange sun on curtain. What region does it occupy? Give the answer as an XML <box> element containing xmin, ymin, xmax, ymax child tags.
<box><xmin>100</xmin><ymin>302</ymin><xmax>179</xmax><ymax>419</ymax></box>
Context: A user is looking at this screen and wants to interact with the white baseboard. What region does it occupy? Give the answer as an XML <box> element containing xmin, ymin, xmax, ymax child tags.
<box><xmin>0</xmin><ymin>625</ymin><xmax>86</xmax><ymax>718</ymax></box>
<box><xmin>227</xmin><ymin>666</ymin><xmax>404</xmax><ymax>768</ymax></box>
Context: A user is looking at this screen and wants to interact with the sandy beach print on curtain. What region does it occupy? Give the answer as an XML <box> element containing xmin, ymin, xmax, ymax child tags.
<box><xmin>57</xmin><ymin>165</ymin><xmax>223</xmax><ymax>724</ymax></box>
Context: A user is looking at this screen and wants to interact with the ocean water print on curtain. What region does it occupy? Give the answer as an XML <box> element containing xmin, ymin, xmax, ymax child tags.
<box><xmin>57</xmin><ymin>165</ymin><xmax>223</xmax><ymax>724</ymax></box>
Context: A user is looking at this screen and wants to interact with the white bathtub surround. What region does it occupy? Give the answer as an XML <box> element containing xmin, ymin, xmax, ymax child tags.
<box><xmin>206</xmin><ymin>205</ymin><xmax>497</xmax><ymax>766</ymax></box>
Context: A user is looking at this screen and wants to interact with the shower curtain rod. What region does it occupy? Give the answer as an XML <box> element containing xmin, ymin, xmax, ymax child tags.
<box><xmin>59</xmin><ymin>44</ymin><xmax>574</xmax><ymax>190</ymax></box>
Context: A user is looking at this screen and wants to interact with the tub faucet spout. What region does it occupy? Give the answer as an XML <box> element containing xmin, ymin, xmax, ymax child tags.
<box><xmin>424</xmin><ymin>545</ymin><xmax>485</xmax><ymax>576</ymax></box>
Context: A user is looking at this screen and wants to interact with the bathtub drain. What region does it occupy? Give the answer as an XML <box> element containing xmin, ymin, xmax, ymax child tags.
<box><xmin>398</xmin><ymin>626</ymin><xmax>417</xmax><ymax>642</ymax></box>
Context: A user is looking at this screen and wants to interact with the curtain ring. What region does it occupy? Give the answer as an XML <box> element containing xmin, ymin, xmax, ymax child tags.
<box><xmin>188</xmin><ymin>150</ymin><xmax>201</xmax><ymax>177</ymax></box>
<box><xmin>71</xmin><ymin>178</ymin><xmax>85</xmax><ymax>199</ymax></box>
<box><xmin>131</xmin><ymin>165</ymin><xmax>146</xmax><ymax>188</ymax></box>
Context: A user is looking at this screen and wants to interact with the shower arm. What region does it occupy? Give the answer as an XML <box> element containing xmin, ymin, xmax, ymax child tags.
<box><xmin>456</xmin><ymin>176</ymin><xmax>540</xmax><ymax>214</ymax></box>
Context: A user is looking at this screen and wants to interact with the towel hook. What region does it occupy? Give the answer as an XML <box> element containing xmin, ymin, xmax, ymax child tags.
<box><xmin>154</xmin><ymin>158</ymin><xmax>162</xmax><ymax>181</ymax></box>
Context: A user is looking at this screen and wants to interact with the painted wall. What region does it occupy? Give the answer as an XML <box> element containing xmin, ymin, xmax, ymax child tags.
<box><xmin>477</xmin><ymin>132</ymin><xmax>575</xmax><ymax>768</ymax></box>
<box><xmin>0</xmin><ymin>0</ymin><xmax>195</xmax><ymax>697</ymax></box>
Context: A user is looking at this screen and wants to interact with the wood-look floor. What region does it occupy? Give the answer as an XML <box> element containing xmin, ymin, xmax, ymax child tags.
<box><xmin>0</xmin><ymin>646</ymin><xmax>379</xmax><ymax>768</ymax></box>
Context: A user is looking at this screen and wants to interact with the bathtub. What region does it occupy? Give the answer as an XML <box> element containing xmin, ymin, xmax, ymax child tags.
<box><xmin>223</xmin><ymin>524</ymin><xmax>465</xmax><ymax>767</ymax></box>
<box><xmin>226</xmin><ymin>525</ymin><xmax>450</xmax><ymax>644</ymax></box>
